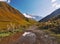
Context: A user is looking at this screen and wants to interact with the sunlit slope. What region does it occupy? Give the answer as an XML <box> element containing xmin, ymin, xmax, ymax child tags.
<box><xmin>0</xmin><ymin>2</ymin><xmax>32</xmax><ymax>29</ymax></box>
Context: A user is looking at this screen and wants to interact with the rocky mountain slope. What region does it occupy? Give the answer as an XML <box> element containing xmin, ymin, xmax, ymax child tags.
<box><xmin>39</xmin><ymin>8</ymin><xmax>60</xmax><ymax>22</ymax></box>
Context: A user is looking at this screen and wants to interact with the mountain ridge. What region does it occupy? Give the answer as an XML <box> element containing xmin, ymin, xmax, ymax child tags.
<box><xmin>39</xmin><ymin>8</ymin><xmax>60</xmax><ymax>22</ymax></box>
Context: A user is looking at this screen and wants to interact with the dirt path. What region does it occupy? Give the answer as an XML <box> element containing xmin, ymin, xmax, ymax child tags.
<box><xmin>13</xmin><ymin>25</ymin><xmax>58</xmax><ymax>44</ymax></box>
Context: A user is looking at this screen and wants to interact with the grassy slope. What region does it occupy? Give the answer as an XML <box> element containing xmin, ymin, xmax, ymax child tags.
<box><xmin>38</xmin><ymin>15</ymin><xmax>60</xmax><ymax>43</ymax></box>
<box><xmin>0</xmin><ymin>2</ymin><xmax>38</xmax><ymax>38</ymax></box>
<box><xmin>0</xmin><ymin>2</ymin><xmax>36</xmax><ymax>30</ymax></box>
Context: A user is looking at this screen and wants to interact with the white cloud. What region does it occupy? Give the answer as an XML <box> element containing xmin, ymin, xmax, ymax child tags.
<box><xmin>52</xmin><ymin>3</ymin><xmax>58</xmax><ymax>7</ymax></box>
<box><xmin>55</xmin><ymin>4</ymin><xmax>60</xmax><ymax>8</ymax></box>
<box><xmin>51</xmin><ymin>0</ymin><xmax>56</xmax><ymax>3</ymax></box>
<box><xmin>51</xmin><ymin>0</ymin><xmax>60</xmax><ymax>9</ymax></box>
<box><xmin>52</xmin><ymin>3</ymin><xmax>60</xmax><ymax>9</ymax></box>
<box><xmin>0</xmin><ymin>0</ymin><xmax>11</xmax><ymax>3</ymax></box>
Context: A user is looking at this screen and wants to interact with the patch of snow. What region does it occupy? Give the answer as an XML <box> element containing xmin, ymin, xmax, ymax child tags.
<box><xmin>44</xmin><ymin>35</ymin><xmax>49</xmax><ymax>38</ymax></box>
<box><xmin>23</xmin><ymin>13</ymin><xmax>42</xmax><ymax>21</ymax></box>
<box><xmin>23</xmin><ymin>13</ymin><xmax>35</xmax><ymax>18</ymax></box>
<box><xmin>22</xmin><ymin>32</ymin><xmax>31</xmax><ymax>36</ymax></box>
<box><xmin>21</xmin><ymin>32</ymin><xmax>36</xmax><ymax>44</ymax></box>
<box><xmin>22</xmin><ymin>32</ymin><xmax>36</xmax><ymax>37</ymax></box>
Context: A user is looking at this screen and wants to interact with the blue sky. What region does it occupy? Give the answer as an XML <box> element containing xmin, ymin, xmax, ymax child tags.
<box><xmin>9</xmin><ymin>0</ymin><xmax>52</xmax><ymax>17</ymax></box>
<box><xmin>1</xmin><ymin>0</ymin><xmax>60</xmax><ymax>17</ymax></box>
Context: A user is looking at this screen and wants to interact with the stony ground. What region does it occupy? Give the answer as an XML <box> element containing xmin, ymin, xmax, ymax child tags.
<box><xmin>0</xmin><ymin>26</ymin><xmax>59</xmax><ymax>44</ymax></box>
<box><xmin>12</xmin><ymin>26</ymin><xmax>58</xmax><ymax>44</ymax></box>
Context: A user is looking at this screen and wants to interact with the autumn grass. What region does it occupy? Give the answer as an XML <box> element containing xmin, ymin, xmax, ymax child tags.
<box><xmin>0</xmin><ymin>28</ymin><xmax>23</xmax><ymax>37</ymax></box>
<box><xmin>0</xmin><ymin>32</ymin><xmax>11</xmax><ymax>37</ymax></box>
<box><xmin>49</xmin><ymin>34</ymin><xmax>60</xmax><ymax>43</ymax></box>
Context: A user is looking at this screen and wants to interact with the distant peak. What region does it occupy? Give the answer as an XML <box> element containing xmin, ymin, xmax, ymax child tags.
<box><xmin>23</xmin><ymin>13</ymin><xmax>35</xmax><ymax>18</ymax></box>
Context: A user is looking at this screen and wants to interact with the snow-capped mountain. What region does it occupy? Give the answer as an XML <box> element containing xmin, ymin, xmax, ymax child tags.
<box><xmin>33</xmin><ymin>16</ymin><xmax>43</xmax><ymax>21</ymax></box>
<box><xmin>23</xmin><ymin>13</ymin><xmax>42</xmax><ymax>21</ymax></box>
<box><xmin>23</xmin><ymin>13</ymin><xmax>35</xmax><ymax>19</ymax></box>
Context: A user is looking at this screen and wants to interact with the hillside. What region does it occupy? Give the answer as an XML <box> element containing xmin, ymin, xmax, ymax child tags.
<box><xmin>38</xmin><ymin>8</ymin><xmax>60</xmax><ymax>34</ymax></box>
<box><xmin>39</xmin><ymin>8</ymin><xmax>60</xmax><ymax>22</ymax></box>
<box><xmin>0</xmin><ymin>2</ymin><xmax>37</xmax><ymax>30</ymax></box>
<box><xmin>39</xmin><ymin>14</ymin><xmax>60</xmax><ymax>33</ymax></box>
<box><xmin>38</xmin><ymin>14</ymin><xmax>60</xmax><ymax>43</ymax></box>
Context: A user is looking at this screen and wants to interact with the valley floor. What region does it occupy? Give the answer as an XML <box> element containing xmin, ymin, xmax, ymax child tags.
<box><xmin>0</xmin><ymin>25</ymin><xmax>59</xmax><ymax>44</ymax></box>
